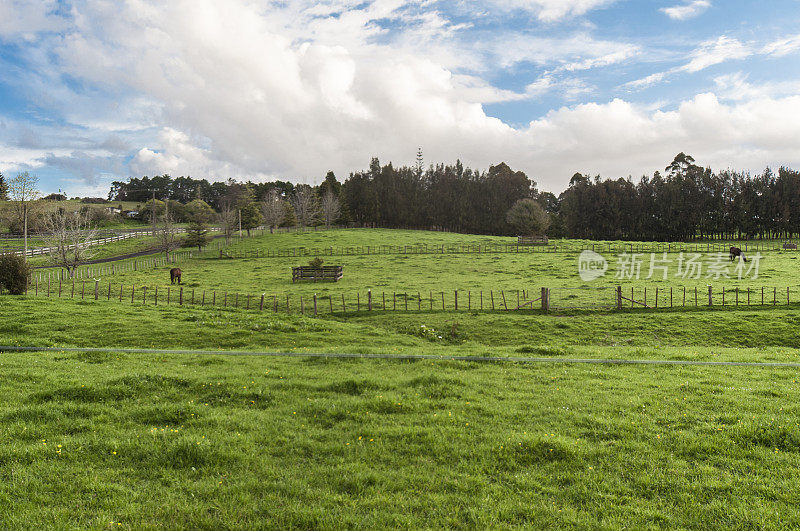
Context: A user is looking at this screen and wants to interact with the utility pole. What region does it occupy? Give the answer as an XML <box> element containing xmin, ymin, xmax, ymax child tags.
<box><xmin>23</xmin><ymin>202</ymin><xmax>28</xmax><ymax>260</ymax></box>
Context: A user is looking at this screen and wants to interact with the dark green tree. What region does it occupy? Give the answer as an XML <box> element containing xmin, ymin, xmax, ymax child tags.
<box><xmin>0</xmin><ymin>172</ymin><xmax>10</xmax><ymax>200</ymax></box>
<box><xmin>0</xmin><ymin>253</ymin><xmax>31</xmax><ymax>294</ymax></box>
<box><xmin>184</xmin><ymin>220</ymin><xmax>212</xmax><ymax>251</ymax></box>
<box><xmin>239</xmin><ymin>201</ymin><xmax>262</xmax><ymax>236</ymax></box>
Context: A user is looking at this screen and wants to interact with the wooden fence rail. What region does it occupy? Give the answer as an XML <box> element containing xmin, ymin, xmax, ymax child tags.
<box><xmin>14</xmin><ymin>284</ymin><xmax>800</xmax><ymax>315</ymax></box>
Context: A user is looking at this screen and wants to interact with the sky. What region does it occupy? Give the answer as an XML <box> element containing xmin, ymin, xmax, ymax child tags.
<box><xmin>2</xmin><ymin>0</ymin><xmax>800</xmax><ymax>196</ymax></box>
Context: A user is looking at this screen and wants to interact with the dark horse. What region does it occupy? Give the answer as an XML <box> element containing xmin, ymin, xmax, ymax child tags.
<box><xmin>729</xmin><ymin>247</ymin><xmax>747</xmax><ymax>262</ymax></box>
<box><xmin>170</xmin><ymin>268</ymin><xmax>182</xmax><ymax>284</ymax></box>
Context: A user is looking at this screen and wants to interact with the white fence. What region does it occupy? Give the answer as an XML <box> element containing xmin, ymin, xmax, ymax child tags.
<box><xmin>5</xmin><ymin>227</ymin><xmax>225</xmax><ymax>257</ymax></box>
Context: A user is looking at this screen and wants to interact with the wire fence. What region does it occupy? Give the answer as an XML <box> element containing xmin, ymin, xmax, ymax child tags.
<box><xmin>31</xmin><ymin>250</ymin><xmax>197</xmax><ymax>283</ymax></box>
<box><xmin>221</xmin><ymin>240</ymin><xmax>800</xmax><ymax>259</ymax></box>
<box><xmin>14</xmin><ymin>283</ymin><xmax>800</xmax><ymax>315</ymax></box>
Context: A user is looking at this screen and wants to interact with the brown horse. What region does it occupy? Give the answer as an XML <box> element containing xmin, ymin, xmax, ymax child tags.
<box><xmin>729</xmin><ymin>247</ymin><xmax>747</xmax><ymax>262</ymax></box>
<box><xmin>170</xmin><ymin>268</ymin><xmax>182</xmax><ymax>284</ymax></box>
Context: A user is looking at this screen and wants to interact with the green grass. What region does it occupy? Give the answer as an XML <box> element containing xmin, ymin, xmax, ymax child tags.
<box><xmin>26</xmin><ymin>234</ymin><xmax>184</xmax><ymax>267</ymax></box>
<box><xmin>5</xmin><ymin>228</ymin><xmax>800</xmax><ymax>527</ymax></box>
<box><xmin>48</xmin><ymin>230</ymin><xmax>800</xmax><ymax>308</ymax></box>
<box><xmin>0</xmin><ymin>344</ymin><xmax>799</xmax><ymax>527</ymax></box>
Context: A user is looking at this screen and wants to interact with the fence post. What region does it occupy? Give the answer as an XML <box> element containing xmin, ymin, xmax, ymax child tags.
<box><xmin>260</xmin><ymin>294</ymin><xmax>264</xmax><ymax>311</ymax></box>
<box><xmin>543</xmin><ymin>287</ymin><xmax>549</xmax><ymax>312</ymax></box>
<box><xmin>313</xmin><ymin>294</ymin><xmax>317</xmax><ymax>316</ymax></box>
<box><xmin>95</xmin><ymin>280</ymin><xmax>99</xmax><ymax>300</ymax></box>
<box><xmin>368</xmin><ymin>290</ymin><xmax>372</xmax><ymax>311</ymax></box>
<box><xmin>708</xmin><ymin>285</ymin><xmax>713</xmax><ymax>306</ymax></box>
<box><xmin>455</xmin><ymin>290</ymin><xmax>458</xmax><ymax>311</ymax></box>
<box><xmin>616</xmin><ymin>286</ymin><xmax>622</xmax><ymax>310</ymax></box>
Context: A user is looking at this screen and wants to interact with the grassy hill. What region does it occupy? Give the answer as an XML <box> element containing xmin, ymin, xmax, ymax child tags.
<box><xmin>2</xmin><ymin>228</ymin><xmax>800</xmax><ymax>527</ymax></box>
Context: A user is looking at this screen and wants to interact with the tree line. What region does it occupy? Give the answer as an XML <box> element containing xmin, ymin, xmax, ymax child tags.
<box><xmin>556</xmin><ymin>153</ymin><xmax>800</xmax><ymax>241</ymax></box>
<box><xmin>9</xmin><ymin>152</ymin><xmax>800</xmax><ymax>242</ymax></box>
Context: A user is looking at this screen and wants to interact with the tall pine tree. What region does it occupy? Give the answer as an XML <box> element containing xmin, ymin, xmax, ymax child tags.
<box><xmin>0</xmin><ymin>172</ymin><xmax>8</xmax><ymax>200</ymax></box>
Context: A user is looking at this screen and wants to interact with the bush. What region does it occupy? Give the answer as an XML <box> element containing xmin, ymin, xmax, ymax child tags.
<box><xmin>0</xmin><ymin>254</ymin><xmax>31</xmax><ymax>295</ymax></box>
<box><xmin>506</xmin><ymin>198</ymin><xmax>551</xmax><ymax>236</ymax></box>
<box><xmin>309</xmin><ymin>258</ymin><xmax>324</xmax><ymax>268</ymax></box>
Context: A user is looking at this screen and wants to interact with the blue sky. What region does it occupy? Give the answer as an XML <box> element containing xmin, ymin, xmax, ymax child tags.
<box><xmin>2</xmin><ymin>0</ymin><xmax>800</xmax><ymax>195</ymax></box>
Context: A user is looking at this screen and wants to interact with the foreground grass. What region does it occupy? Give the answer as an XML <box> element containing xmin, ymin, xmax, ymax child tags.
<box><xmin>0</xmin><ymin>348</ymin><xmax>798</xmax><ymax>528</ymax></box>
<box><xmin>3</xmin><ymin>297</ymin><xmax>800</xmax><ymax>361</ymax></box>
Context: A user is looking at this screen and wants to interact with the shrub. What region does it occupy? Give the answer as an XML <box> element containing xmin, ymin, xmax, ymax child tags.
<box><xmin>309</xmin><ymin>257</ymin><xmax>324</xmax><ymax>268</ymax></box>
<box><xmin>0</xmin><ymin>253</ymin><xmax>31</xmax><ymax>295</ymax></box>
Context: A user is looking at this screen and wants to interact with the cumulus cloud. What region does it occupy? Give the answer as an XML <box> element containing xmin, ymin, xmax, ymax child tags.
<box><xmin>3</xmin><ymin>0</ymin><xmax>800</xmax><ymax>195</ymax></box>
<box><xmin>660</xmin><ymin>1</ymin><xmax>711</xmax><ymax>21</ymax></box>
<box><xmin>518</xmin><ymin>94</ymin><xmax>800</xmax><ymax>188</ymax></box>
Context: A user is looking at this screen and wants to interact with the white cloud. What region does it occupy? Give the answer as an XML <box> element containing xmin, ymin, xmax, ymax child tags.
<box><xmin>484</xmin><ymin>32</ymin><xmax>638</xmax><ymax>71</ymax></box>
<box><xmin>519</xmin><ymin>93</ymin><xmax>800</xmax><ymax>189</ymax></box>
<box><xmin>0</xmin><ymin>0</ymin><xmax>65</xmax><ymax>39</ymax></box>
<box><xmin>488</xmin><ymin>0</ymin><xmax>619</xmax><ymax>21</ymax></box>
<box><xmin>682</xmin><ymin>35</ymin><xmax>750</xmax><ymax>73</ymax></box>
<box><xmin>624</xmin><ymin>35</ymin><xmax>750</xmax><ymax>89</ymax></box>
<box><xmin>713</xmin><ymin>72</ymin><xmax>800</xmax><ymax>101</ymax></box>
<box><xmin>623</xmin><ymin>71</ymin><xmax>667</xmax><ymax>90</ymax></box>
<box><xmin>763</xmin><ymin>34</ymin><xmax>800</xmax><ymax>57</ymax></box>
<box><xmin>660</xmin><ymin>1</ymin><xmax>711</xmax><ymax>21</ymax></box>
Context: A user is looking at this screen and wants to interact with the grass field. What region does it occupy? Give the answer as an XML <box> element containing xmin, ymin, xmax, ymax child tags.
<box><xmin>41</xmin><ymin>229</ymin><xmax>800</xmax><ymax>310</ymax></box>
<box><xmin>3</xmin><ymin>228</ymin><xmax>800</xmax><ymax>527</ymax></box>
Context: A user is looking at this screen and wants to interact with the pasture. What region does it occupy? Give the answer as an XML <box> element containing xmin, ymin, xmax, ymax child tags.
<box><xmin>3</xmin><ymin>228</ymin><xmax>800</xmax><ymax>527</ymax></box>
<box><xmin>37</xmin><ymin>229</ymin><xmax>800</xmax><ymax>309</ymax></box>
